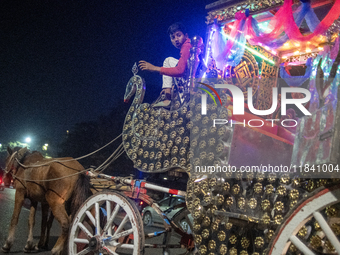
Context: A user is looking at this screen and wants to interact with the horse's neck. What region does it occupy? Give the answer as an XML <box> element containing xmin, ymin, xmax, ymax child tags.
<box><xmin>14</xmin><ymin>152</ymin><xmax>44</xmax><ymax>175</ymax></box>
<box><xmin>20</xmin><ymin>151</ymin><xmax>42</xmax><ymax>160</ymax></box>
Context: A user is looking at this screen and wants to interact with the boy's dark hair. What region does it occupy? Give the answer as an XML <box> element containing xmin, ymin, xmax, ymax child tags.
<box><xmin>167</xmin><ymin>22</ymin><xmax>187</xmax><ymax>35</ymax></box>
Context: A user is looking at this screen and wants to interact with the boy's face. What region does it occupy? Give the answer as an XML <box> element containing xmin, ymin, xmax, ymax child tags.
<box><xmin>170</xmin><ymin>31</ymin><xmax>188</xmax><ymax>49</ymax></box>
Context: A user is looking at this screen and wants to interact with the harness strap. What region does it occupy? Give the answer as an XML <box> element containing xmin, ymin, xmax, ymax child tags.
<box><xmin>4</xmin><ymin>151</ymin><xmax>18</xmax><ymax>174</ymax></box>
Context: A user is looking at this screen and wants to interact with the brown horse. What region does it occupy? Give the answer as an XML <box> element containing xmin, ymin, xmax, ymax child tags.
<box><xmin>2</xmin><ymin>149</ymin><xmax>54</xmax><ymax>252</ymax></box>
<box><xmin>2</xmin><ymin>147</ymin><xmax>91</xmax><ymax>255</ymax></box>
<box><xmin>3</xmin><ymin>169</ymin><xmax>55</xmax><ymax>253</ymax></box>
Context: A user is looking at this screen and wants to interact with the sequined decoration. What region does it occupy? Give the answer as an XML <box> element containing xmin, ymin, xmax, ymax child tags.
<box><xmin>238</xmin><ymin>197</ymin><xmax>246</xmax><ymax>209</ymax></box>
<box><xmin>274</xmin><ymin>215</ymin><xmax>283</xmax><ymax>225</ymax></box>
<box><xmin>199</xmin><ymin>245</ymin><xmax>207</xmax><ymax>255</ymax></box>
<box><xmin>274</xmin><ymin>201</ymin><xmax>284</xmax><ymax>213</ymax></box>
<box><xmin>262</xmin><ymin>214</ymin><xmax>271</xmax><ymax>224</ymax></box>
<box><xmin>208</xmin><ymin>240</ymin><xmax>216</xmax><ymax>250</ymax></box>
<box><xmin>254</xmin><ymin>183</ymin><xmax>263</xmax><ymax>194</ymax></box>
<box><xmin>310</xmin><ymin>235</ymin><xmax>322</xmax><ymax>248</ymax></box>
<box><xmin>266</xmin><ymin>230</ymin><xmax>274</xmax><ymax>242</ymax></box>
<box><xmin>241</xmin><ymin>237</ymin><xmax>250</xmax><ymax>249</ymax></box>
<box><xmin>289</xmin><ymin>189</ymin><xmax>299</xmax><ymax>200</ymax></box>
<box><xmin>218</xmin><ymin>231</ymin><xmax>226</xmax><ymax>241</ymax></box>
<box><xmin>289</xmin><ymin>244</ymin><xmax>297</xmax><ymax>252</ymax></box>
<box><xmin>254</xmin><ymin>237</ymin><xmax>264</xmax><ymax>248</ymax></box>
<box><xmin>265</xmin><ymin>184</ymin><xmax>274</xmax><ymax>195</ymax></box>
<box><xmin>225</xmin><ymin>222</ymin><xmax>233</xmax><ymax>230</ymax></box>
<box><xmin>326</xmin><ymin>206</ymin><xmax>338</xmax><ymax>217</ymax></box>
<box><xmin>297</xmin><ymin>226</ymin><xmax>307</xmax><ymax>238</ymax></box>
<box><xmin>202</xmin><ymin>229</ymin><xmax>210</xmax><ymax>239</ymax></box>
<box><xmin>195</xmin><ymin>235</ymin><xmax>202</xmax><ymax>245</ymax></box>
<box><xmin>232</xmin><ymin>184</ymin><xmax>240</xmax><ymax>195</ymax></box>
<box><xmin>261</xmin><ymin>199</ymin><xmax>271</xmax><ymax>211</ymax></box>
<box><xmin>248</xmin><ymin>198</ymin><xmax>257</xmax><ymax>209</ymax></box>
<box><xmin>219</xmin><ymin>244</ymin><xmax>228</xmax><ymax>255</ymax></box>
<box><xmin>325</xmin><ymin>240</ymin><xmax>335</xmax><ymax>252</ymax></box>
<box><xmin>229</xmin><ymin>234</ymin><xmax>237</xmax><ymax>245</ymax></box>
<box><xmin>229</xmin><ymin>247</ymin><xmax>237</xmax><ymax>255</ymax></box>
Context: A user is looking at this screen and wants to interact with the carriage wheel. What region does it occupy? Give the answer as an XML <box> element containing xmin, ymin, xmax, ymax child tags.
<box><xmin>269</xmin><ymin>184</ymin><xmax>340</xmax><ymax>255</ymax></box>
<box><xmin>68</xmin><ymin>191</ymin><xmax>144</xmax><ymax>255</ymax></box>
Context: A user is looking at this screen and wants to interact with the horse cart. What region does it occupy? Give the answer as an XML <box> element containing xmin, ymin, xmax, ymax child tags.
<box><xmin>68</xmin><ymin>0</ymin><xmax>340</xmax><ymax>254</ymax></box>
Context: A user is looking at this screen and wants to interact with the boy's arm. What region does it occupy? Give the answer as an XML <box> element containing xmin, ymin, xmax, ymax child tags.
<box><xmin>160</xmin><ymin>41</ymin><xmax>191</xmax><ymax>77</ymax></box>
<box><xmin>138</xmin><ymin>61</ymin><xmax>161</xmax><ymax>72</ymax></box>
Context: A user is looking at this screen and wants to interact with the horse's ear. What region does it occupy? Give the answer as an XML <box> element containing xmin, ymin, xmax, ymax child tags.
<box><xmin>7</xmin><ymin>146</ymin><xmax>13</xmax><ymax>155</ymax></box>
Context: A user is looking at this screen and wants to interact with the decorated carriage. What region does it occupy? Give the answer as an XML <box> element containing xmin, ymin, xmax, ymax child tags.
<box><xmin>67</xmin><ymin>0</ymin><xmax>340</xmax><ymax>254</ymax></box>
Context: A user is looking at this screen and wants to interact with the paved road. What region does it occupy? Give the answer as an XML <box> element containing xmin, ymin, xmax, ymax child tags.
<box><xmin>0</xmin><ymin>187</ymin><xmax>59</xmax><ymax>255</ymax></box>
<box><xmin>0</xmin><ymin>188</ymin><xmax>187</xmax><ymax>255</ymax></box>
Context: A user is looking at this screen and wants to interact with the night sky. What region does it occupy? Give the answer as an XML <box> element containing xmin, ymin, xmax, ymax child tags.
<box><xmin>0</xmin><ymin>0</ymin><xmax>211</xmax><ymax>147</ymax></box>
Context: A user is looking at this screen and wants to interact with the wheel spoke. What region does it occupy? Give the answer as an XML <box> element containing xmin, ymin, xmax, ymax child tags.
<box><xmin>107</xmin><ymin>201</ymin><xmax>112</xmax><ymax>236</ymax></box>
<box><xmin>74</xmin><ymin>238</ymin><xmax>89</xmax><ymax>244</ymax></box>
<box><xmin>113</xmin><ymin>242</ymin><xmax>135</xmax><ymax>250</ymax></box>
<box><xmin>289</xmin><ymin>235</ymin><xmax>315</xmax><ymax>255</ymax></box>
<box><xmin>76</xmin><ymin>247</ymin><xmax>91</xmax><ymax>255</ymax></box>
<box><xmin>95</xmin><ymin>202</ymin><xmax>101</xmax><ymax>235</ymax></box>
<box><xmin>113</xmin><ymin>214</ymin><xmax>129</xmax><ymax>237</ymax></box>
<box><xmin>77</xmin><ymin>222</ymin><xmax>93</xmax><ymax>240</ymax></box>
<box><xmin>103</xmin><ymin>204</ymin><xmax>120</xmax><ymax>233</ymax></box>
<box><xmin>85</xmin><ymin>211</ymin><xmax>95</xmax><ymax>226</ymax></box>
<box><xmin>112</xmin><ymin>228</ymin><xmax>133</xmax><ymax>240</ymax></box>
<box><xmin>313</xmin><ymin>211</ymin><xmax>340</xmax><ymax>253</ymax></box>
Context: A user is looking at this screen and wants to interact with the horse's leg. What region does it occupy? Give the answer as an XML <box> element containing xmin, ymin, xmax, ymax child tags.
<box><xmin>24</xmin><ymin>200</ymin><xmax>38</xmax><ymax>252</ymax></box>
<box><xmin>1</xmin><ymin>189</ymin><xmax>25</xmax><ymax>252</ymax></box>
<box><xmin>44</xmin><ymin>209</ymin><xmax>54</xmax><ymax>249</ymax></box>
<box><xmin>36</xmin><ymin>203</ymin><xmax>48</xmax><ymax>250</ymax></box>
<box><xmin>46</xmin><ymin>193</ymin><xmax>69</xmax><ymax>255</ymax></box>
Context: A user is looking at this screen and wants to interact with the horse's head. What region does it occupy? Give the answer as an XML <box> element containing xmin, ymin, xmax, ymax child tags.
<box><xmin>3</xmin><ymin>172</ymin><xmax>12</xmax><ymax>187</ymax></box>
<box><xmin>5</xmin><ymin>146</ymin><xmax>29</xmax><ymax>176</ymax></box>
<box><xmin>124</xmin><ymin>75</ymin><xmax>144</xmax><ymax>103</ymax></box>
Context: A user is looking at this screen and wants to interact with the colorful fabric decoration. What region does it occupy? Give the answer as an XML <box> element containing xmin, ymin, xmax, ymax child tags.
<box><xmin>212</xmin><ymin>11</ymin><xmax>249</xmax><ymax>67</ymax></box>
<box><xmin>248</xmin><ymin>0</ymin><xmax>340</xmax><ymax>43</ymax></box>
<box><xmin>211</xmin><ymin>0</ymin><xmax>340</xmax><ymax>67</ymax></box>
<box><xmin>280</xmin><ymin>58</ymin><xmax>313</xmax><ymax>87</ymax></box>
<box><xmin>248</xmin><ymin>1</ymin><xmax>319</xmax><ymax>48</ymax></box>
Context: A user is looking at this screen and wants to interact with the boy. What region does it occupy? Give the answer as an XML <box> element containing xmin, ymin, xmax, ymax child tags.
<box><xmin>139</xmin><ymin>22</ymin><xmax>191</xmax><ymax>107</ymax></box>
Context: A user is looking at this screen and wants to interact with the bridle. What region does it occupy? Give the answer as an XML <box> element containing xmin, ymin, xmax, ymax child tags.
<box><xmin>4</xmin><ymin>151</ymin><xmax>18</xmax><ymax>175</ymax></box>
<box><xmin>4</xmin><ymin>149</ymin><xmax>31</xmax><ymax>189</ymax></box>
<box><xmin>5</xmin><ymin>148</ymin><xmax>29</xmax><ymax>177</ymax></box>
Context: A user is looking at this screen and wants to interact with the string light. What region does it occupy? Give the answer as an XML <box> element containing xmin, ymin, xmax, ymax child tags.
<box><xmin>224</xmin><ymin>33</ymin><xmax>275</xmax><ymax>65</ymax></box>
<box><xmin>204</xmin><ymin>26</ymin><xmax>217</xmax><ymax>66</ymax></box>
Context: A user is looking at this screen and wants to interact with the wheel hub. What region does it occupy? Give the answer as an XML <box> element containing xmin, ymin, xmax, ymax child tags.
<box><xmin>89</xmin><ymin>236</ymin><xmax>101</xmax><ymax>250</ymax></box>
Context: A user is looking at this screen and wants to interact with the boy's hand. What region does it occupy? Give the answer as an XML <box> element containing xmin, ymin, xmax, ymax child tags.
<box><xmin>139</xmin><ymin>61</ymin><xmax>161</xmax><ymax>72</ymax></box>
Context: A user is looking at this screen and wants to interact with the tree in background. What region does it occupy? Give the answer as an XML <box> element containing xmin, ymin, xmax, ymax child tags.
<box><xmin>58</xmin><ymin>105</ymin><xmax>136</xmax><ymax>177</ymax></box>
